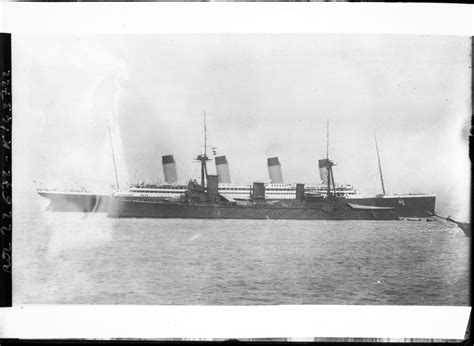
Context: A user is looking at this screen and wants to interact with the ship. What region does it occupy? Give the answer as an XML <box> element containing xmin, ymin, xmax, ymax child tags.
<box><xmin>108</xmin><ymin>127</ymin><xmax>435</xmax><ymax>217</ymax></box>
<box><xmin>107</xmin><ymin>115</ymin><xmax>399</xmax><ymax>221</ymax></box>
<box><xmin>107</xmin><ymin>179</ymin><xmax>399</xmax><ymax>220</ymax></box>
<box><xmin>37</xmin><ymin>156</ymin><xmax>434</xmax><ymax>217</ymax></box>
<box><xmin>37</xmin><ymin>122</ymin><xmax>435</xmax><ymax>217</ymax></box>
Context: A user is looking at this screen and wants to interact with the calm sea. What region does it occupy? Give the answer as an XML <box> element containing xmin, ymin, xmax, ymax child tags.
<box><xmin>13</xmin><ymin>198</ymin><xmax>470</xmax><ymax>306</ymax></box>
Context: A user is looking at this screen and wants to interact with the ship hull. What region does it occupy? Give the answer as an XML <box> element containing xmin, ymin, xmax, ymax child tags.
<box><xmin>37</xmin><ymin>192</ymin><xmax>435</xmax><ymax>217</ymax></box>
<box><xmin>107</xmin><ymin>198</ymin><xmax>399</xmax><ymax>220</ymax></box>
<box><xmin>37</xmin><ymin>191</ymin><xmax>109</xmax><ymax>213</ymax></box>
<box><xmin>347</xmin><ymin>195</ymin><xmax>436</xmax><ymax>217</ymax></box>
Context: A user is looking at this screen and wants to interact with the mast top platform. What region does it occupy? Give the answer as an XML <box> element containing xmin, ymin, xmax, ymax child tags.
<box><xmin>196</xmin><ymin>154</ymin><xmax>210</xmax><ymax>162</ymax></box>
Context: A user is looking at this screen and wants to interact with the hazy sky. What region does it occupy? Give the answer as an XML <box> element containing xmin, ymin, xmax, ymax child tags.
<box><xmin>13</xmin><ymin>34</ymin><xmax>471</xmax><ymax>217</ymax></box>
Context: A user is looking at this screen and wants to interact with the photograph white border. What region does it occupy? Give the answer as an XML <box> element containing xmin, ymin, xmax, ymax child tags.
<box><xmin>0</xmin><ymin>2</ymin><xmax>471</xmax><ymax>341</ymax></box>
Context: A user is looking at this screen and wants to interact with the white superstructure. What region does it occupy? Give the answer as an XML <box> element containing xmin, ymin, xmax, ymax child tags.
<box><xmin>112</xmin><ymin>181</ymin><xmax>362</xmax><ymax>200</ymax></box>
<box><xmin>112</xmin><ymin>184</ymin><xmax>187</xmax><ymax>198</ymax></box>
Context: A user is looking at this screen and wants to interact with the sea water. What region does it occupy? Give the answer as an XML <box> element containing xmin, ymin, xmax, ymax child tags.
<box><xmin>13</xmin><ymin>199</ymin><xmax>470</xmax><ymax>306</ymax></box>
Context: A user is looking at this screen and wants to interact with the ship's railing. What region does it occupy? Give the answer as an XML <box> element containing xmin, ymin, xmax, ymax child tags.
<box><xmin>37</xmin><ymin>188</ymin><xmax>91</xmax><ymax>193</ymax></box>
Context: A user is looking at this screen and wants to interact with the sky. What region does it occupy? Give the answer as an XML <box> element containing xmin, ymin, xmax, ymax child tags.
<box><xmin>12</xmin><ymin>34</ymin><xmax>471</xmax><ymax>218</ymax></box>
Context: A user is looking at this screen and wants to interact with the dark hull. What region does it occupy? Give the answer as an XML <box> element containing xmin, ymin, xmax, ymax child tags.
<box><xmin>38</xmin><ymin>192</ymin><xmax>109</xmax><ymax>213</ymax></box>
<box><xmin>348</xmin><ymin>195</ymin><xmax>436</xmax><ymax>217</ymax></box>
<box><xmin>37</xmin><ymin>192</ymin><xmax>435</xmax><ymax>218</ymax></box>
<box><xmin>107</xmin><ymin>198</ymin><xmax>399</xmax><ymax>220</ymax></box>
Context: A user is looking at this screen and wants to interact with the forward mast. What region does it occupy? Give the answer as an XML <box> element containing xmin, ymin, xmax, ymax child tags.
<box><xmin>196</xmin><ymin>111</ymin><xmax>210</xmax><ymax>189</ymax></box>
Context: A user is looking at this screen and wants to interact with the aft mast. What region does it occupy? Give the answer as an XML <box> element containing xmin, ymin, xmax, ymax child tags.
<box><xmin>196</xmin><ymin>111</ymin><xmax>210</xmax><ymax>188</ymax></box>
<box><xmin>107</xmin><ymin>120</ymin><xmax>120</xmax><ymax>189</ymax></box>
<box><xmin>325</xmin><ymin>120</ymin><xmax>336</xmax><ymax>198</ymax></box>
<box><xmin>326</xmin><ymin>120</ymin><xmax>330</xmax><ymax>197</ymax></box>
<box><xmin>373</xmin><ymin>129</ymin><xmax>386</xmax><ymax>195</ymax></box>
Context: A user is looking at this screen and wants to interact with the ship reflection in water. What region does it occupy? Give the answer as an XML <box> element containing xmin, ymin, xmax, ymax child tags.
<box><xmin>13</xmin><ymin>209</ymin><xmax>470</xmax><ymax>305</ymax></box>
